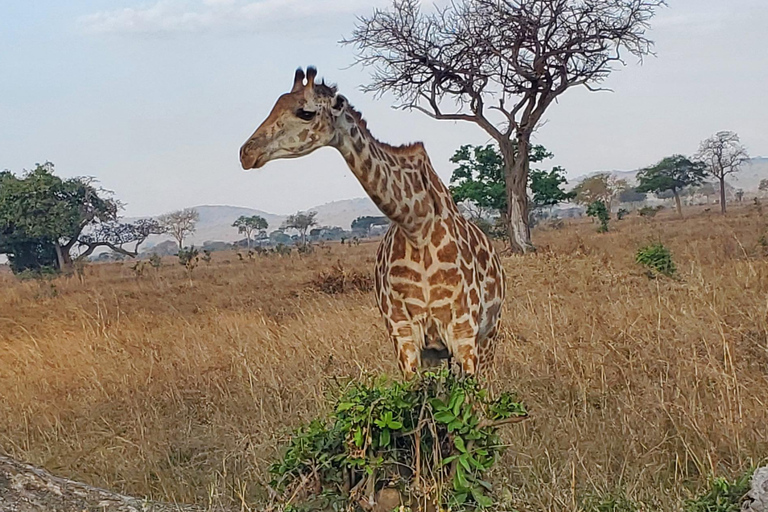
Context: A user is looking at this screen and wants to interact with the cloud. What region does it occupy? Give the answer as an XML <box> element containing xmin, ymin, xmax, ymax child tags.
<box><xmin>79</xmin><ymin>0</ymin><xmax>390</xmax><ymax>34</ymax></box>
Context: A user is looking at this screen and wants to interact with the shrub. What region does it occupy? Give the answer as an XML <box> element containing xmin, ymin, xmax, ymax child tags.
<box><xmin>635</xmin><ymin>243</ymin><xmax>676</xmax><ymax>278</ymax></box>
<box><xmin>617</xmin><ymin>208</ymin><xmax>630</xmax><ymax>220</ymax></box>
<box><xmin>638</xmin><ymin>205</ymin><xmax>663</xmax><ymax>218</ymax></box>
<box><xmin>177</xmin><ymin>246</ymin><xmax>199</xmax><ymax>272</ymax></box>
<box><xmin>309</xmin><ymin>262</ymin><xmax>374</xmax><ymax>295</ymax></box>
<box><xmin>269</xmin><ymin>370</ymin><xmax>527</xmax><ymax>512</ymax></box>
<box><xmin>684</xmin><ymin>472</ymin><xmax>752</xmax><ymax>512</ymax></box>
<box><xmin>148</xmin><ymin>253</ymin><xmax>162</xmax><ymax>269</ymax></box>
<box><xmin>586</xmin><ymin>201</ymin><xmax>610</xmax><ymax>233</ymax></box>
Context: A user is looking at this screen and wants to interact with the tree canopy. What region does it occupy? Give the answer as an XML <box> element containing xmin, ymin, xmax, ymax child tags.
<box><xmin>351</xmin><ymin>216</ymin><xmax>390</xmax><ymax>235</ymax></box>
<box><xmin>346</xmin><ymin>0</ymin><xmax>663</xmax><ymax>252</ymax></box>
<box><xmin>695</xmin><ymin>131</ymin><xmax>749</xmax><ymax>214</ymax></box>
<box><xmin>233</xmin><ymin>215</ymin><xmax>268</xmax><ymax>248</ymax></box>
<box><xmin>282</xmin><ymin>211</ymin><xmax>318</xmax><ymax>247</ymax></box>
<box><xmin>0</xmin><ymin>163</ymin><xmax>159</xmax><ymax>273</ymax></box>
<box><xmin>449</xmin><ymin>144</ymin><xmax>572</xmax><ymax>222</ymax></box>
<box><xmin>636</xmin><ymin>155</ymin><xmax>706</xmax><ymax>217</ymax></box>
<box><xmin>159</xmin><ymin>209</ymin><xmax>199</xmax><ymax>249</ymax></box>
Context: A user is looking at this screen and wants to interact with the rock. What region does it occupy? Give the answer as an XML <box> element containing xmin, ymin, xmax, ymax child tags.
<box><xmin>0</xmin><ymin>455</ymin><xmax>226</xmax><ymax>512</ymax></box>
<box><xmin>743</xmin><ymin>467</ymin><xmax>768</xmax><ymax>512</ymax></box>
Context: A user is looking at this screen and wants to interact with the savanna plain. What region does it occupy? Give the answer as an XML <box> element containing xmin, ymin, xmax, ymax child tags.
<box><xmin>1</xmin><ymin>207</ymin><xmax>767</xmax><ymax>511</ymax></box>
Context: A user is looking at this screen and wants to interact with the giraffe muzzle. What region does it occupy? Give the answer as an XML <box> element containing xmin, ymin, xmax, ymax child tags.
<box><xmin>239</xmin><ymin>140</ymin><xmax>268</xmax><ymax>170</ymax></box>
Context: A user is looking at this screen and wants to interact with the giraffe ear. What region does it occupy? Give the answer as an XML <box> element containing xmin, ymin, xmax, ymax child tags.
<box><xmin>331</xmin><ymin>94</ymin><xmax>348</xmax><ymax>116</ymax></box>
<box><xmin>291</xmin><ymin>68</ymin><xmax>306</xmax><ymax>93</ymax></box>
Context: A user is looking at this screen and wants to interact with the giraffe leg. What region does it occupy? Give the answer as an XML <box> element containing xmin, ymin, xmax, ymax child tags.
<box><xmin>452</xmin><ymin>338</ymin><xmax>479</xmax><ymax>376</ymax></box>
<box><xmin>393</xmin><ymin>335</ymin><xmax>420</xmax><ymax>378</ymax></box>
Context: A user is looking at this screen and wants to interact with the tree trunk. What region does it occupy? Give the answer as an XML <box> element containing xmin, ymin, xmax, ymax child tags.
<box><xmin>54</xmin><ymin>243</ymin><xmax>72</xmax><ymax>271</ymax></box>
<box><xmin>673</xmin><ymin>190</ymin><xmax>683</xmax><ymax>218</ymax></box>
<box><xmin>719</xmin><ymin>177</ymin><xmax>727</xmax><ymax>214</ymax></box>
<box><xmin>500</xmin><ymin>139</ymin><xmax>534</xmax><ymax>254</ymax></box>
<box><xmin>0</xmin><ymin>455</ymin><xmax>227</xmax><ymax>512</ymax></box>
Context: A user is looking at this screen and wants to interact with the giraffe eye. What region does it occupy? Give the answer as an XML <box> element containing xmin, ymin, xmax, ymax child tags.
<box><xmin>296</xmin><ymin>109</ymin><xmax>317</xmax><ymax>121</ymax></box>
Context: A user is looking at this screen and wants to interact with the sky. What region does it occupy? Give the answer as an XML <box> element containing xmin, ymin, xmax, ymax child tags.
<box><xmin>1</xmin><ymin>0</ymin><xmax>767</xmax><ymax>217</ymax></box>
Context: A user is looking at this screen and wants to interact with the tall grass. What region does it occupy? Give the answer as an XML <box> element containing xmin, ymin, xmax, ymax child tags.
<box><xmin>1</xmin><ymin>206</ymin><xmax>766</xmax><ymax>510</ymax></box>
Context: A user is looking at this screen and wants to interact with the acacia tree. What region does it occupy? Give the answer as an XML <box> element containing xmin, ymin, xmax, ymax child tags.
<box><xmin>351</xmin><ymin>216</ymin><xmax>390</xmax><ymax>237</ymax></box>
<box><xmin>282</xmin><ymin>211</ymin><xmax>318</xmax><ymax>248</ymax></box>
<box><xmin>635</xmin><ymin>155</ymin><xmax>706</xmax><ymax>217</ymax></box>
<box><xmin>346</xmin><ymin>0</ymin><xmax>662</xmax><ymax>252</ymax></box>
<box><xmin>695</xmin><ymin>131</ymin><xmax>749</xmax><ymax>214</ymax></box>
<box><xmin>573</xmin><ymin>173</ymin><xmax>625</xmax><ymax>209</ymax></box>
<box><xmin>159</xmin><ymin>208</ymin><xmax>199</xmax><ymax>249</ymax></box>
<box><xmin>232</xmin><ymin>215</ymin><xmax>268</xmax><ymax>248</ymax></box>
<box><xmin>0</xmin><ymin>163</ymin><xmax>164</xmax><ymax>272</ymax></box>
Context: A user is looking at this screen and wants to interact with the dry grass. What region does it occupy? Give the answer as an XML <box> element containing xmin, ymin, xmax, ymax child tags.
<box><xmin>1</xmin><ymin>206</ymin><xmax>767</xmax><ymax>511</ymax></box>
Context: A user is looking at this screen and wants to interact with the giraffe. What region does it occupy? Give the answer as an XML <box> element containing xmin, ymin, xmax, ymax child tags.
<box><xmin>239</xmin><ymin>67</ymin><xmax>505</xmax><ymax>376</ymax></box>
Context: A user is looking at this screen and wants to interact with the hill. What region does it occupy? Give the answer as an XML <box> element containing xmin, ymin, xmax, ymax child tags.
<box><xmin>571</xmin><ymin>157</ymin><xmax>768</xmax><ymax>191</ymax></box>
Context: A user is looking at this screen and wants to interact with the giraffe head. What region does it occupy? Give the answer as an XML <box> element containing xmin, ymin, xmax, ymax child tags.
<box><xmin>239</xmin><ymin>67</ymin><xmax>349</xmax><ymax>170</ymax></box>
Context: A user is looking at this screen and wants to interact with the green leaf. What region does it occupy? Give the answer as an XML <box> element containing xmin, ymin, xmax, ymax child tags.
<box><xmin>454</xmin><ymin>465</ymin><xmax>470</xmax><ymax>491</ymax></box>
<box><xmin>434</xmin><ymin>411</ymin><xmax>456</xmax><ymax>424</ymax></box>
<box><xmin>447</xmin><ymin>419</ymin><xmax>464</xmax><ymax>432</ymax></box>
<box><xmin>471</xmin><ymin>486</ymin><xmax>494</xmax><ymax>508</ymax></box>
<box><xmin>353</xmin><ymin>427</ymin><xmax>363</xmax><ymax>447</ymax></box>
<box><xmin>336</xmin><ymin>402</ymin><xmax>354</xmax><ymax>412</ymax></box>
<box><xmin>459</xmin><ymin>454</ymin><xmax>472</xmax><ymax>472</ymax></box>
<box><xmin>454</xmin><ymin>436</ymin><xmax>466</xmax><ymax>453</ymax></box>
<box><xmin>429</xmin><ymin>398</ymin><xmax>448</xmax><ymax>411</ymax></box>
<box><xmin>388</xmin><ymin>419</ymin><xmax>403</xmax><ymax>430</ymax></box>
<box><xmin>379</xmin><ymin>429</ymin><xmax>391</xmax><ymax>447</ymax></box>
<box><xmin>442</xmin><ymin>455</ymin><xmax>459</xmax><ymax>465</ymax></box>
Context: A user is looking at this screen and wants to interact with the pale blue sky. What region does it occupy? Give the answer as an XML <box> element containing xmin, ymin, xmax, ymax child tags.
<box><xmin>1</xmin><ymin>0</ymin><xmax>766</xmax><ymax>217</ymax></box>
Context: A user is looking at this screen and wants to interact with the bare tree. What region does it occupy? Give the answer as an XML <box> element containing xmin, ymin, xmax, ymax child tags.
<box><xmin>158</xmin><ymin>208</ymin><xmax>199</xmax><ymax>249</ymax></box>
<box><xmin>345</xmin><ymin>0</ymin><xmax>663</xmax><ymax>252</ymax></box>
<box><xmin>695</xmin><ymin>131</ymin><xmax>749</xmax><ymax>214</ymax></box>
<box><xmin>282</xmin><ymin>211</ymin><xmax>318</xmax><ymax>248</ymax></box>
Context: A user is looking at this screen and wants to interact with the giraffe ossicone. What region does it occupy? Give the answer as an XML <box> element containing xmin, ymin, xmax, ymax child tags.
<box><xmin>240</xmin><ymin>66</ymin><xmax>506</xmax><ymax>376</ymax></box>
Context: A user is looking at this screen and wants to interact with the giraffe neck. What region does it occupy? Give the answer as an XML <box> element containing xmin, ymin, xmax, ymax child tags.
<box><xmin>331</xmin><ymin>107</ymin><xmax>457</xmax><ymax>243</ymax></box>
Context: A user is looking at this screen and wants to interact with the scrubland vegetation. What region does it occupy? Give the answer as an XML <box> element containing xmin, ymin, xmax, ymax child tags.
<box><xmin>1</xmin><ymin>205</ymin><xmax>767</xmax><ymax>510</ymax></box>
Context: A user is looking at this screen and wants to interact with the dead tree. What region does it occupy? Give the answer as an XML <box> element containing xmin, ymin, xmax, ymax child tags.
<box><xmin>346</xmin><ymin>0</ymin><xmax>663</xmax><ymax>252</ymax></box>
<box><xmin>695</xmin><ymin>131</ymin><xmax>750</xmax><ymax>214</ymax></box>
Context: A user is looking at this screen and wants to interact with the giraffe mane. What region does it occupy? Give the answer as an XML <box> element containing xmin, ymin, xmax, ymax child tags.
<box><xmin>344</xmin><ymin>101</ymin><xmax>425</xmax><ymax>155</ymax></box>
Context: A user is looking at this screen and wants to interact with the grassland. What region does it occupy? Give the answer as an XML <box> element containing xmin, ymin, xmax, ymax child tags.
<box><xmin>1</xmin><ymin>205</ymin><xmax>767</xmax><ymax>511</ymax></box>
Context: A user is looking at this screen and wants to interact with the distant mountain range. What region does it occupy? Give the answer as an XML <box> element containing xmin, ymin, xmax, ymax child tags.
<box><xmin>571</xmin><ymin>157</ymin><xmax>768</xmax><ymax>191</ymax></box>
<box><xmin>141</xmin><ymin>197</ymin><xmax>382</xmax><ymax>248</ymax></box>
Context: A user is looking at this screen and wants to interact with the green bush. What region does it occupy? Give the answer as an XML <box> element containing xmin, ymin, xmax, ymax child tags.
<box><xmin>270</xmin><ymin>370</ymin><xmax>527</xmax><ymax>512</ymax></box>
<box><xmin>586</xmin><ymin>201</ymin><xmax>610</xmax><ymax>233</ymax></box>
<box><xmin>684</xmin><ymin>472</ymin><xmax>752</xmax><ymax>512</ymax></box>
<box><xmin>635</xmin><ymin>243</ymin><xmax>676</xmax><ymax>278</ymax></box>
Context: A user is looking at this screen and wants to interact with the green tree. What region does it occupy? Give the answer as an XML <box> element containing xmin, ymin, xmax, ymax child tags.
<box><xmin>348</xmin><ymin>0</ymin><xmax>662</xmax><ymax>252</ymax></box>
<box><xmin>232</xmin><ymin>215</ymin><xmax>268</xmax><ymax>249</ymax></box>
<box><xmin>635</xmin><ymin>155</ymin><xmax>707</xmax><ymax>217</ymax></box>
<box><xmin>574</xmin><ymin>174</ymin><xmax>629</xmax><ymax>211</ymax></box>
<box><xmin>449</xmin><ymin>144</ymin><xmax>571</xmax><ymax>230</ymax></box>
<box><xmin>351</xmin><ymin>216</ymin><xmax>390</xmax><ymax>237</ymax></box>
<box><xmin>0</xmin><ymin>163</ymin><xmax>153</xmax><ymax>273</ymax></box>
<box><xmin>586</xmin><ymin>201</ymin><xmax>610</xmax><ymax>233</ymax></box>
<box><xmin>529</xmin><ymin>166</ymin><xmax>576</xmax><ymax>210</ymax></box>
<box><xmin>282</xmin><ymin>211</ymin><xmax>318</xmax><ymax>248</ymax></box>
<box><xmin>618</xmin><ymin>188</ymin><xmax>647</xmax><ymax>204</ymax></box>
